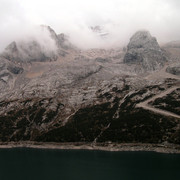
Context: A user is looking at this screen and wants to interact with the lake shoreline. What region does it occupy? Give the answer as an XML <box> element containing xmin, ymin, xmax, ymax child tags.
<box><xmin>0</xmin><ymin>142</ymin><xmax>180</xmax><ymax>154</ymax></box>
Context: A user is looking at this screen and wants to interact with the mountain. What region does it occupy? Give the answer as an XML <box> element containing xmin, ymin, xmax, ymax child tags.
<box><xmin>90</xmin><ymin>26</ymin><xmax>109</xmax><ymax>39</ymax></box>
<box><xmin>162</xmin><ymin>40</ymin><xmax>180</xmax><ymax>62</ymax></box>
<box><xmin>163</xmin><ymin>40</ymin><xmax>180</xmax><ymax>48</ymax></box>
<box><xmin>1</xmin><ymin>25</ymin><xmax>74</xmax><ymax>62</ymax></box>
<box><xmin>0</xmin><ymin>27</ymin><xmax>180</xmax><ymax>151</ymax></box>
<box><xmin>123</xmin><ymin>30</ymin><xmax>167</xmax><ymax>71</ymax></box>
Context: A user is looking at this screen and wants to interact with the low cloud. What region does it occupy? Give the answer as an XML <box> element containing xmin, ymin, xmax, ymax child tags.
<box><xmin>0</xmin><ymin>0</ymin><xmax>180</xmax><ymax>51</ymax></box>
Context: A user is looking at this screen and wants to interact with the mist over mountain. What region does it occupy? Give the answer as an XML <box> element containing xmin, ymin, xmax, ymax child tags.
<box><xmin>0</xmin><ymin>23</ymin><xmax>180</xmax><ymax>150</ymax></box>
<box><xmin>1</xmin><ymin>25</ymin><xmax>75</xmax><ymax>62</ymax></box>
<box><xmin>1</xmin><ymin>0</ymin><xmax>180</xmax><ymax>51</ymax></box>
<box><xmin>0</xmin><ymin>0</ymin><xmax>180</xmax><ymax>152</ymax></box>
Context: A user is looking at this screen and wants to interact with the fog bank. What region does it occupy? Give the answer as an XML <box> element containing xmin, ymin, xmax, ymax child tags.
<box><xmin>0</xmin><ymin>0</ymin><xmax>180</xmax><ymax>51</ymax></box>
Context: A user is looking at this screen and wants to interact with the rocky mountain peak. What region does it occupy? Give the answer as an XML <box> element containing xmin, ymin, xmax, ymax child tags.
<box><xmin>5</xmin><ymin>41</ymin><xmax>18</xmax><ymax>53</ymax></box>
<box><xmin>1</xmin><ymin>25</ymin><xmax>75</xmax><ymax>62</ymax></box>
<box><xmin>41</xmin><ymin>25</ymin><xmax>75</xmax><ymax>50</ymax></box>
<box><xmin>127</xmin><ymin>30</ymin><xmax>161</xmax><ymax>50</ymax></box>
<box><xmin>41</xmin><ymin>25</ymin><xmax>60</xmax><ymax>47</ymax></box>
<box><xmin>90</xmin><ymin>26</ymin><xmax>109</xmax><ymax>39</ymax></box>
<box><xmin>42</xmin><ymin>25</ymin><xmax>57</xmax><ymax>39</ymax></box>
<box><xmin>123</xmin><ymin>30</ymin><xmax>167</xmax><ymax>71</ymax></box>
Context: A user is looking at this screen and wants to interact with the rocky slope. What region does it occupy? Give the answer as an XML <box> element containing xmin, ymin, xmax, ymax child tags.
<box><xmin>0</xmin><ymin>28</ymin><xmax>180</xmax><ymax>148</ymax></box>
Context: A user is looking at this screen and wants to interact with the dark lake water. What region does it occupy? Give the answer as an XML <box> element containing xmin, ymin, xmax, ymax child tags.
<box><xmin>0</xmin><ymin>148</ymin><xmax>180</xmax><ymax>180</ymax></box>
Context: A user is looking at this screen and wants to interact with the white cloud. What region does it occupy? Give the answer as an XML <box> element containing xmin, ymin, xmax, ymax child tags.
<box><xmin>0</xmin><ymin>0</ymin><xmax>180</xmax><ymax>51</ymax></box>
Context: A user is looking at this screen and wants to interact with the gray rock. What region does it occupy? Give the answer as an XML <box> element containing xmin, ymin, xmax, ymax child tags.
<box><xmin>2</xmin><ymin>40</ymin><xmax>58</xmax><ymax>62</ymax></box>
<box><xmin>57</xmin><ymin>33</ymin><xmax>74</xmax><ymax>50</ymax></box>
<box><xmin>166</xmin><ymin>64</ymin><xmax>180</xmax><ymax>76</ymax></box>
<box><xmin>7</xmin><ymin>65</ymin><xmax>23</xmax><ymax>74</ymax></box>
<box><xmin>124</xmin><ymin>30</ymin><xmax>167</xmax><ymax>71</ymax></box>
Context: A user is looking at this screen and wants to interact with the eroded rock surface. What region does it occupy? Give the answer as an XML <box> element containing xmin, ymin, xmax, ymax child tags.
<box><xmin>124</xmin><ymin>31</ymin><xmax>167</xmax><ymax>71</ymax></box>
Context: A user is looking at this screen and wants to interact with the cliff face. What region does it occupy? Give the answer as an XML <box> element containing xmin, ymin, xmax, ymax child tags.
<box><xmin>124</xmin><ymin>31</ymin><xmax>167</xmax><ymax>71</ymax></box>
<box><xmin>0</xmin><ymin>27</ymin><xmax>180</xmax><ymax>146</ymax></box>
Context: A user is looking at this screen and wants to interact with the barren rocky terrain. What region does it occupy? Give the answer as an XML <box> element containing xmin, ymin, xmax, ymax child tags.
<box><xmin>0</xmin><ymin>26</ymin><xmax>180</xmax><ymax>151</ymax></box>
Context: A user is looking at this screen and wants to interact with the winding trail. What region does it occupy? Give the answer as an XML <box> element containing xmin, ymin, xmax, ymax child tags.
<box><xmin>136</xmin><ymin>63</ymin><xmax>180</xmax><ymax>119</ymax></box>
<box><xmin>136</xmin><ymin>86</ymin><xmax>180</xmax><ymax>119</ymax></box>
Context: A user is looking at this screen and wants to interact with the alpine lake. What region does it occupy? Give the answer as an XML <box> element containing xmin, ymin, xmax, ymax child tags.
<box><xmin>0</xmin><ymin>148</ymin><xmax>180</xmax><ymax>180</ymax></box>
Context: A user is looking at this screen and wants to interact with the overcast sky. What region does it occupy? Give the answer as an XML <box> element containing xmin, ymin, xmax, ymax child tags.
<box><xmin>0</xmin><ymin>0</ymin><xmax>180</xmax><ymax>51</ymax></box>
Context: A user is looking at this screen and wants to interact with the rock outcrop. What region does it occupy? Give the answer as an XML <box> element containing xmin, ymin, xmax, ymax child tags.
<box><xmin>166</xmin><ymin>63</ymin><xmax>180</xmax><ymax>76</ymax></box>
<box><xmin>0</xmin><ymin>57</ymin><xmax>23</xmax><ymax>93</ymax></box>
<box><xmin>2</xmin><ymin>40</ymin><xmax>58</xmax><ymax>62</ymax></box>
<box><xmin>123</xmin><ymin>31</ymin><xmax>167</xmax><ymax>71</ymax></box>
